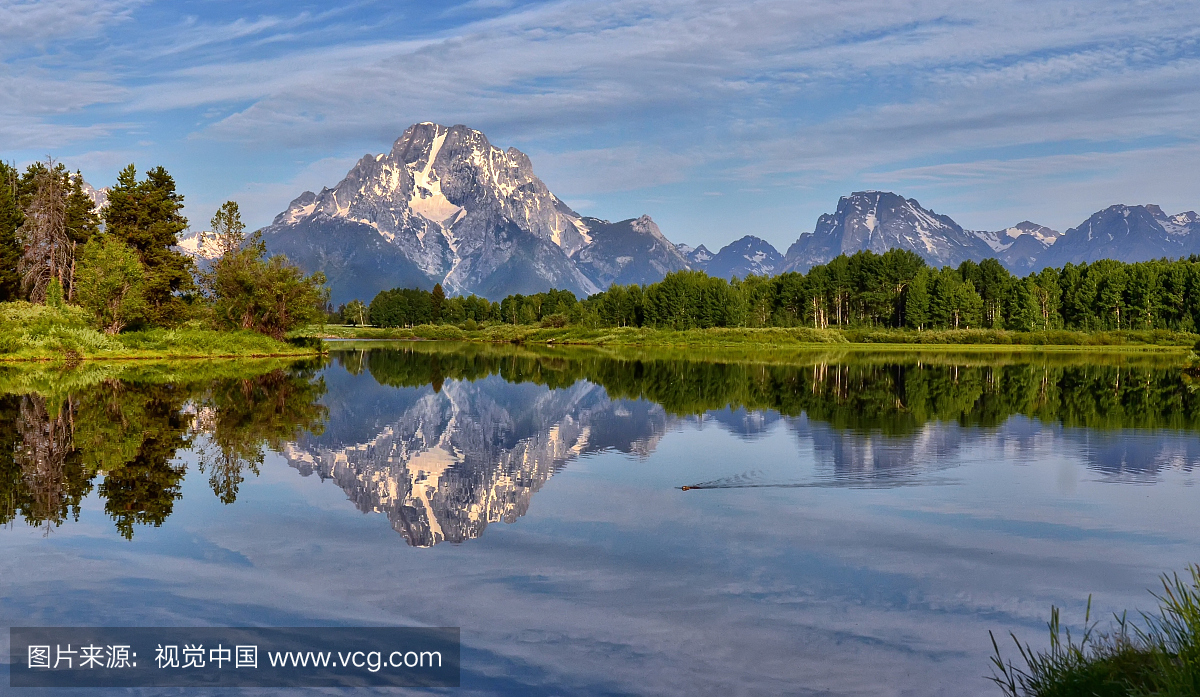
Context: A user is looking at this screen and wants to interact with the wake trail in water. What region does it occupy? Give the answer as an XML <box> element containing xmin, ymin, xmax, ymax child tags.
<box><xmin>679</xmin><ymin>472</ymin><xmax>959</xmax><ymax>491</ymax></box>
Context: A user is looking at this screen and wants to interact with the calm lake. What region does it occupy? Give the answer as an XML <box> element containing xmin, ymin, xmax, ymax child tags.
<box><xmin>3</xmin><ymin>344</ymin><xmax>1200</xmax><ymax>695</ymax></box>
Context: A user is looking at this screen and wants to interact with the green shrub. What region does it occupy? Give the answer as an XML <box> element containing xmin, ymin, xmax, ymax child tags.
<box><xmin>74</xmin><ymin>236</ymin><xmax>146</xmax><ymax>334</ymax></box>
<box><xmin>0</xmin><ymin>301</ymin><xmax>90</xmax><ymax>329</ymax></box>
<box><xmin>46</xmin><ymin>278</ymin><xmax>64</xmax><ymax>309</ymax></box>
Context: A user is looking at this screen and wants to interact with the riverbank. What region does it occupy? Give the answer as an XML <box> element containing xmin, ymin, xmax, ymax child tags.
<box><xmin>0</xmin><ymin>302</ymin><xmax>321</xmax><ymax>362</ymax></box>
<box><xmin>298</xmin><ymin>323</ymin><xmax>1197</xmax><ymax>352</ymax></box>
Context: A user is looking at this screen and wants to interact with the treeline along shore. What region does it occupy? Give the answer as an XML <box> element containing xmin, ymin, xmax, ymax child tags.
<box><xmin>324</xmin><ymin>249</ymin><xmax>1200</xmax><ymax>348</ymax></box>
<box><xmin>0</xmin><ymin>159</ymin><xmax>327</xmax><ymax>361</ymax></box>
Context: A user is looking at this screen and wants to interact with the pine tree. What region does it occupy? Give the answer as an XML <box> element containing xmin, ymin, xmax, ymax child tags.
<box><xmin>431</xmin><ymin>283</ymin><xmax>445</xmax><ymax>322</ymax></box>
<box><xmin>0</xmin><ymin>163</ymin><xmax>22</xmax><ymax>301</ymax></box>
<box><xmin>63</xmin><ymin>171</ymin><xmax>100</xmax><ymax>301</ymax></box>
<box><xmin>104</xmin><ymin>164</ymin><xmax>194</xmax><ymax>326</ymax></box>
<box><xmin>64</xmin><ymin>171</ymin><xmax>99</xmax><ymax>245</ymax></box>
<box><xmin>206</xmin><ymin>201</ymin><xmax>245</xmax><ymax>259</ymax></box>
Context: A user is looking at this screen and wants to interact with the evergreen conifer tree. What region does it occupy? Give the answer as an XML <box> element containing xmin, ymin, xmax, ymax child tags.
<box><xmin>0</xmin><ymin>163</ymin><xmax>22</xmax><ymax>301</ymax></box>
<box><xmin>64</xmin><ymin>171</ymin><xmax>99</xmax><ymax>246</ymax></box>
<box><xmin>104</xmin><ymin>164</ymin><xmax>194</xmax><ymax>326</ymax></box>
<box><xmin>904</xmin><ymin>269</ymin><xmax>931</xmax><ymax>330</ymax></box>
<box><xmin>431</xmin><ymin>283</ymin><xmax>445</xmax><ymax>322</ymax></box>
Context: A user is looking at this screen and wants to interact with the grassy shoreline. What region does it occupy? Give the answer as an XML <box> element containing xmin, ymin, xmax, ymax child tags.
<box><xmin>299</xmin><ymin>323</ymin><xmax>1197</xmax><ymax>353</ymax></box>
<box><xmin>0</xmin><ymin>328</ymin><xmax>321</xmax><ymax>363</ymax></box>
<box><xmin>991</xmin><ymin>566</ymin><xmax>1200</xmax><ymax>697</ymax></box>
<box><xmin>0</xmin><ymin>302</ymin><xmax>321</xmax><ymax>363</ymax></box>
<box><xmin>6</xmin><ymin>294</ymin><xmax>1195</xmax><ymax>363</ymax></box>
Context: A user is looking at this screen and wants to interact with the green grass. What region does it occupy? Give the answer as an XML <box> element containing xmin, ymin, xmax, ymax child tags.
<box><xmin>991</xmin><ymin>566</ymin><xmax>1200</xmax><ymax>696</ymax></box>
<box><xmin>843</xmin><ymin>328</ymin><xmax>1197</xmax><ymax>347</ymax></box>
<box><xmin>298</xmin><ymin>323</ymin><xmax>1196</xmax><ymax>352</ymax></box>
<box><xmin>0</xmin><ymin>301</ymin><xmax>321</xmax><ymax>362</ymax></box>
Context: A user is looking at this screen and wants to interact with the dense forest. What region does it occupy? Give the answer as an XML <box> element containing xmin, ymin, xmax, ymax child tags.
<box><xmin>355</xmin><ymin>249</ymin><xmax>1200</xmax><ymax>333</ymax></box>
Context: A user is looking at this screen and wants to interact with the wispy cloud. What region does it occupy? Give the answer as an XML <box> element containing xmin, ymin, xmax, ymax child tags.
<box><xmin>2</xmin><ymin>0</ymin><xmax>1199</xmax><ymax>245</ymax></box>
<box><xmin>0</xmin><ymin>0</ymin><xmax>144</xmax><ymax>47</ymax></box>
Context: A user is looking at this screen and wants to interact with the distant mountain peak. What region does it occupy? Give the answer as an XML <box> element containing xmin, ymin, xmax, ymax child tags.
<box><xmin>79</xmin><ymin>179</ymin><xmax>108</xmax><ymax>215</ymax></box>
<box><xmin>1037</xmin><ymin>203</ymin><xmax>1199</xmax><ymax>268</ymax></box>
<box><xmin>677</xmin><ymin>243</ymin><xmax>714</xmax><ymax>268</ymax></box>
<box><xmin>783</xmin><ymin>190</ymin><xmax>988</xmax><ymax>273</ymax></box>
<box><xmin>574</xmin><ymin>215</ymin><xmax>690</xmax><ymax>289</ymax></box>
<box><xmin>175</xmin><ymin>230</ymin><xmax>221</xmax><ymax>260</ymax></box>
<box><xmin>973</xmin><ymin>221</ymin><xmax>1062</xmax><ymax>253</ymax></box>
<box><xmin>704</xmin><ymin>235</ymin><xmax>783</xmax><ymax>280</ymax></box>
<box><xmin>1146</xmin><ymin>204</ymin><xmax>1199</xmax><ymax>236</ymax></box>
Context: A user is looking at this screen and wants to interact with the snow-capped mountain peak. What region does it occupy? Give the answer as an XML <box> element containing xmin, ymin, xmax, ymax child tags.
<box><xmin>703</xmin><ymin>235</ymin><xmax>783</xmax><ymax>280</ymax></box>
<box><xmin>972</xmin><ymin>221</ymin><xmax>1062</xmax><ymax>253</ymax></box>
<box><xmin>1146</xmin><ymin>204</ymin><xmax>1200</xmax><ymax>236</ymax></box>
<box><xmin>782</xmin><ymin>191</ymin><xmax>990</xmax><ymax>273</ymax></box>
<box><xmin>262</xmin><ymin>123</ymin><xmax>685</xmax><ymax>303</ymax></box>
<box><xmin>175</xmin><ymin>229</ymin><xmax>222</xmax><ymax>260</ymax></box>
<box><xmin>677</xmin><ymin>243</ymin><xmax>714</xmax><ymax>268</ymax></box>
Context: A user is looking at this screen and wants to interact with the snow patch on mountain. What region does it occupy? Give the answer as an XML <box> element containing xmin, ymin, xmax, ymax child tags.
<box><xmin>704</xmin><ymin>236</ymin><xmax>783</xmax><ymax>280</ymax></box>
<box><xmin>1147</xmin><ymin>205</ymin><xmax>1199</xmax><ymax>237</ymax></box>
<box><xmin>79</xmin><ymin>180</ymin><xmax>108</xmax><ymax>216</ymax></box>
<box><xmin>972</xmin><ymin>221</ymin><xmax>1062</xmax><ymax>253</ymax></box>
<box><xmin>175</xmin><ymin>229</ymin><xmax>222</xmax><ymax>260</ymax></box>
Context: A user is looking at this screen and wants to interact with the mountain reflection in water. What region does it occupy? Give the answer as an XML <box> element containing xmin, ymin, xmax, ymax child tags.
<box><xmin>3</xmin><ymin>345</ymin><xmax>1199</xmax><ymax>545</ymax></box>
<box><xmin>283</xmin><ymin>345</ymin><xmax>1200</xmax><ymax>546</ymax></box>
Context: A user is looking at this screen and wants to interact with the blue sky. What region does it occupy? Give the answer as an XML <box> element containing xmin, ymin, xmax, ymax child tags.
<box><xmin>3</xmin><ymin>0</ymin><xmax>1199</xmax><ymax>252</ymax></box>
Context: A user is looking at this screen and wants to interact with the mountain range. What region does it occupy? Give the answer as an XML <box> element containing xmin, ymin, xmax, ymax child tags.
<box><xmin>241</xmin><ymin>123</ymin><xmax>1199</xmax><ymax>302</ymax></box>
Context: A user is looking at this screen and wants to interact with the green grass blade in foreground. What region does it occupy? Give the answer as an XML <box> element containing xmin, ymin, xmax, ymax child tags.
<box><xmin>989</xmin><ymin>566</ymin><xmax>1200</xmax><ymax>696</ymax></box>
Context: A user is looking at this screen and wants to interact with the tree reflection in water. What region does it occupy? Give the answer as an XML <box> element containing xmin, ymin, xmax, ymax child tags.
<box><xmin>0</xmin><ymin>363</ymin><xmax>326</xmax><ymax>538</ymax></box>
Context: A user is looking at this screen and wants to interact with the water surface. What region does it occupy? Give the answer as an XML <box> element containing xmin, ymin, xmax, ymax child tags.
<box><xmin>2</xmin><ymin>345</ymin><xmax>1199</xmax><ymax>695</ymax></box>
